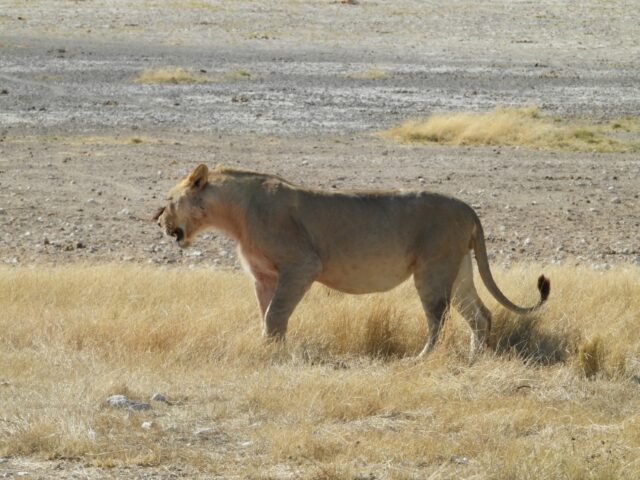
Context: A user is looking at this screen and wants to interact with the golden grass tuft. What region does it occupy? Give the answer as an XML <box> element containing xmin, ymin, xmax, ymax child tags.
<box><xmin>134</xmin><ymin>67</ymin><xmax>211</xmax><ymax>84</ymax></box>
<box><xmin>133</xmin><ymin>67</ymin><xmax>254</xmax><ymax>84</ymax></box>
<box><xmin>1</xmin><ymin>263</ymin><xmax>640</xmax><ymax>477</ymax></box>
<box><xmin>346</xmin><ymin>68</ymin><xmax>390</xmax><ymax>80</ymax></box>
<box><xmin>382</xmin><ymin>106</ymin><xmax>640</xmax><ymax>152</ymax></box>
<box><xmin>577</xmin><ymin>336</ymin><xmax>606</xmax><ymax>378</ymax></box>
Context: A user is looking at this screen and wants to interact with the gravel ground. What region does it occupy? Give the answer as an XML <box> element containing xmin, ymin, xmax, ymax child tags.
<box><xmin>1</xmin><ymin>0</ymin><xmax>639</xmax><ymax>270</ymax></box>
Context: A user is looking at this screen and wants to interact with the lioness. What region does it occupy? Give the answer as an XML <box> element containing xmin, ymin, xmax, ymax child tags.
<box><xmin>155</xmin><ymin>164</ymin><xmax>549</xmax><ymax>356</ymax></box>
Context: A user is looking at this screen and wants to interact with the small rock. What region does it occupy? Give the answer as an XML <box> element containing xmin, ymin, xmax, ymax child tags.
<box><xmin>151</xmin><ymin>393</ymin><xmax>169</xmax><ymax>403</ymax></box>
<box><xmin>610</xmin><ymin>197</ymin><xmax>621</xmax><ymax>204</ymax></box>
<box><xmin>194</xmin><ymin>427</ymin><xmax>215</xmax><ymax>436</ymax></box>
<box><xmin>0</xmin><ymin>380</ymin><xmax>9</xmax><ymax>387</ymax></box>
<box><xmin>0</xmin><ymin>208</ymin><xmax>6</xmax><ymax>215</ymax></box>
<box><xmin>129</xmin><ymin>402</ymin><xmax>151</xmax><ymax>411</ymax></box>
<box><xmin>141</xmin><ymin>421</ymin><xmax>154</xmax><ymax>429</ymax></box>
<box><xmin>118</xmin><ymin>208</ymin><xmax>130</xmax><ymax>216</ymax></box>
<box><xmin>76</xmin><ymin>241</ymin><xmax>85</xmax><ymax>249</ymax></box>
<box><xmin>106</xmin><ymin>394</ymin><xmax>151</xmax><ymax>411</ymax></box>
<box><xmin>451</xmin><ymin>455</ymin><xmax>469</xmax><ymax>465</ymax></box>
<box><xmin>86</xmin><ymin>198</ymin><xmax>97</xmax><ymax>204</ymax></box>
<box><xmin>106</xmin><ymin>394</ymin><xmax>130</xmax><ymax>408</ymax></box>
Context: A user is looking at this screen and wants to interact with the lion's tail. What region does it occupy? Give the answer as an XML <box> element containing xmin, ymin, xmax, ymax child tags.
<box><xmin>471</xmin><ymin>213</ymin><xmax>550</xmax><ymax>315</ymax></box>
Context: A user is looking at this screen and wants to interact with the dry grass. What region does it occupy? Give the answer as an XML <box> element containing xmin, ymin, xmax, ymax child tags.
<box><xmin>346</xmin><ymin>68</ymin><xmax>390</xmax><ymax>80</ymax></box>
<box><xmin>1</xmin><ymin>263</ymin><xmax>640</xmax><ymax>478</ymax></box>
<box><xmin>133</xmin><ymin>67</ymin><xmax>254</xmax><ymax>84</ymax></box>
<box><xmin>382</xmin><ymin>106</ymin><xmax>640</xmax><ymax>152</ymax></box>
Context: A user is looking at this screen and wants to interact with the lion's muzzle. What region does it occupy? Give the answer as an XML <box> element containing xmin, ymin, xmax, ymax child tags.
<box><xmin>171</xmin><ymin>227</ymin><xmax>185</xmax><ymax>242</ymax></box>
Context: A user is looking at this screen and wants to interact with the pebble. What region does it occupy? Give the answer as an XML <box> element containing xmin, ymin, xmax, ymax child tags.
<box><xmin>451</xmin><ymin>455</ymin><xmax>470</xmax><ymax>466</ymax></box>
<box><xmin>141</xmin><ymin>421</ymin><xmax>154</xmax><ymax>429</ymax></box>
<box><xmin>610</xmin><ymin>197</ymin><xmax>621</xmax><ymax>204</ymax></box>
<box><xmin>106</xmin><ymin>394</ymin><xmax>151</xmax><ymax>411</ymax></box>
<box><xmin>106</xmin><ymin>394</ymin><xmax>129</xmax><ymax>408</ymax></box>
<box><xmin>151</xmin><ymin>392</ymin><xmax>169</xmax><ymax>403</ymax></box>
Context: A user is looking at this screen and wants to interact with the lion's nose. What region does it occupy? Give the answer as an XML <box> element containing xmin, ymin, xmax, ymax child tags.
<box><xmin>173</xmin><ymin>228</ymin><xmax>184</xmax><ymax>242</ymax></box>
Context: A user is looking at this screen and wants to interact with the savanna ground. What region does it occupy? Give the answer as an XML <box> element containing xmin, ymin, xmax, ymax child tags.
<box><xmin>1</xmin><ymin>1</ymin><xmax>640</xmax><ymax>478</ymax></box>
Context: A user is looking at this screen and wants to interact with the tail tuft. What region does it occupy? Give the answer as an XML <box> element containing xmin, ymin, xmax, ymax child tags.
<box><xmin>537</xmin><ymin>275</ymin><xmax>551</xmax><ymax>303</ymax></box>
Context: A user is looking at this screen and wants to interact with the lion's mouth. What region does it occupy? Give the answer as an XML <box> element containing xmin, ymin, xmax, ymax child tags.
<box><xmin>171</xmin><ymin>227</ymin><xmax>184</xmax><ymax>243</ymax></box>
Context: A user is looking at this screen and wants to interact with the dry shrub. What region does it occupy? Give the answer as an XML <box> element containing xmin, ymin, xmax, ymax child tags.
<box><xmin>382</xmin><ymin>106</ymin><xmax>640</xmax><ymax>152</ymax></box>
<box><xmin>577</xmin><ymin>336</ymin><xmax>606</xmax><ymax>378</ymax></box>
<box><xmin>346</xmin><ymin>68</ymin><xmax>389</xmax><ymax>80</ymax></box>
<box><xmin>133</xmin><ymin>67</ymin><xmax>253</xmax><ymax>84</ymax></box>
<box><xmin>134</xmin><ymin>67</ymin><xmax>211</xmax><ymax>84</ymax></box>
<box><xmin>490</xmin><ymin>309</ymin><xmax>574</xmax><ymax>365</ymax></box>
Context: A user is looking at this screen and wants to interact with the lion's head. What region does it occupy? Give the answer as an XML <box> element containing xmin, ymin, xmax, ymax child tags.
<box><xmin>154</xmin><ymin>164</ymin><xmax>211</xmax><ymax>248</ymax></box>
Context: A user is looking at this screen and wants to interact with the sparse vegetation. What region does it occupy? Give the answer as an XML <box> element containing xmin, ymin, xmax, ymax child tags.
<box><xmin>346</xmin><ymin>68</ymin><xmax>390</xmax><ymax>80</ymax></box>
<box><xmin>1</xmin><ymin>263</ymin><xmax>639</xmax><ymax>477</ymax></box>
<box><xmin>133</xmin><ymin>67</ymin><xmax>254</xmax><ymax>84</ymax></box>
<box><xmin>382</xmin><ymin>106</ymin><xmax>640</xmax><ymax>152</ymax></box>
<box><xmin>134</xmin><ymin>67</ymin><xmax>213</xmax><ymax>84</ymax></box>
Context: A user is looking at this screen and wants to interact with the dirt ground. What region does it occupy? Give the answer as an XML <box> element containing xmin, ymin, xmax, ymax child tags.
<box><xmin>0</xmin><ymin>0</ymin><xmax>639</xmax><ymax>477</ymax></box>
<box><xmin>1</xmin><ymin>1</ymin><xmax>639</xmax><ymax>270</ymax></box>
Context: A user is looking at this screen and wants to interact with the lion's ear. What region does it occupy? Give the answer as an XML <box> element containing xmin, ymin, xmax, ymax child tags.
<box><xmin>187</xmin><ymin>164</ymin><xmax>209</xmax><ymax>190</ymax></box>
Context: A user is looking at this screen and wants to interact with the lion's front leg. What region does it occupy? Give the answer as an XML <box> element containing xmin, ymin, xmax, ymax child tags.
<box><xmin>263</xmin><ymin>262</ymin><xmax>320</xmax><ymax>340</ymax></box>
<box><xmin>254</xmin><ymin>273</ymin><xmax>277</xmax><ymax>320</ymax></box>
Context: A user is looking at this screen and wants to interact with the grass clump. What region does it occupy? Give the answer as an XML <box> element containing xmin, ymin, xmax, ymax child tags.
<box><xmin>346</xmin><ymin>68</ymin><xmax>389</xmax><ymax>80</ymax></box>
<box><xmin>134</xmin><ymin>67</ymin><xmax>212</xmax><ymax>84</ymax></box>
<box><xmin>382</xmin><ymin>106</ymin><xmax>640</xmax><ymax>152</ymax></box>
<box><xmin>133</xmin><ymin>67</ymin><xmax>254</xmax><ymax>84</ymax></box>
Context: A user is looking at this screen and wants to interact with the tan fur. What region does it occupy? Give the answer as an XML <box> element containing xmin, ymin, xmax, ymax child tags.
<box><xmin>156</xmin><ymin>164</ymin><xmax>549</xmax><ymax>357</ymax></box>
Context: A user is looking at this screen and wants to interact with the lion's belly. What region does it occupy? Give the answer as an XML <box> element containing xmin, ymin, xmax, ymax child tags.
<box><xmin>317</xmin><ymin>254</ymin><xmax>413</xmax><ymax>294</ymax></box>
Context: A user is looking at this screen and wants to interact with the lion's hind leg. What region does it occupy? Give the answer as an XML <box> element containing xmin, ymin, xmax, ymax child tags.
<box><xmin>452</xmin><ymin>253</ymin><xmax>492</xmax><ymax>359</ymax></box>
<box><xmin>414</xmin><ymin>261</ymin><xmax>459</xmax><ymax>358</ymax></box>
